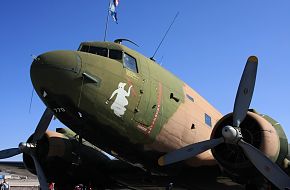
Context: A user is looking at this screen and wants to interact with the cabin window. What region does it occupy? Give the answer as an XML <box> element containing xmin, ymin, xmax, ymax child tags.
<box><xmin>186</xmin><ymin>94</ymin><xmax>194</xmax><ymax>102</ymax></box>
<box><xmin>205</xmin><ymin>113</ymin><xmax>212</xmax><ymax>127</ymax></box>
<box><xmin>123</xmin><ymin>53</ymin><xmax>138</xmax><ymax>73</ymax></box>
<box><xmin>109</xmin><ymin>49</ymin><xmax>123</xmax><ymax>60</ymax></box>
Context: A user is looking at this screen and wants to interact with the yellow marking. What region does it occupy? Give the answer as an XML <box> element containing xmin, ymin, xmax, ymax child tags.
<box><xmin>158</xmin><ymin>156</ymin><xmax>165</xmax><ymax>166</ymax></box>
<box><xmin>126</xmin><ymin>69</ymin><xmax>139</xmax><ymax>80</ymax></box>
<box><xmin>136</xmin><ymin>124</ymin><xmax>148</xmax><ymax>132</ymax></box>
<box><xmin>248</xmin><ymin>56</ymin><xmax>258</xmax><ymax>63</ymax></box>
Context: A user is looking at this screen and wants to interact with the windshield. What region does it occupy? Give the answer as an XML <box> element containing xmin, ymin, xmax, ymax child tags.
<box><xmin>79</xmin><ymin>45</ymin><xmax>122</xmax><ymax>61</ymax></box>
<box><xmin>78</xmin><ymin>45</ymin><xmax>138</xmax><ymax>73</ymax></box>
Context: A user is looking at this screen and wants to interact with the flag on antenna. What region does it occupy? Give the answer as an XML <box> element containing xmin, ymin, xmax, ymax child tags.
<box><xmin>109</xmin><ymin>0</ymin><xmax>119</xmax><ymax>23</ymax></box>
<box><xmin>114</xmin><ymin>0</ymin><xmax>119</xmax><ymax>6</ymax></box>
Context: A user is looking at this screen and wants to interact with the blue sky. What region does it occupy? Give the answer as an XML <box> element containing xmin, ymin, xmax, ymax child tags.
<box><xmin>1</xmin><ymin>1</ymin><xmax>290</xmax><ymax>161</ymax></box>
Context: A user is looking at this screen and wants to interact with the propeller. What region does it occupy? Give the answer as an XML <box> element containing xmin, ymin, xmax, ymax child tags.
<box><xmin>31</xmin><ymin>154</ymin><xmax>49</xmax><ymax>190</ymax></box>
<box><xmin>33</xmin><ymin>108</ymin><xmax>54</xmax><ymax>142</ymax></box>
<box><xmin>233</xmin><ymin>56</ymin><xmax>258</xmax><ymax>127</ymax></box>
<box><xmin>158</xmin><ymin>138</ymin><xmax>224</xmax><ymax>166</ymax></box>
<box><xmin>0</xmin><ymin>108</ymin><xmax>53</xmax><ymax>190</ymax></box>
<box><xmin>158</xmin><ymin>56</ymin><xmax>290</xmax><ymax>189</ymax></box>
<box><xmin>0</xmin><ymin>148</ymin><xmax>21</xmax><ymax>159</ymax></box>
<box><xmin>238</xmin><ymin>140</ymin><xmax>290</xmax><ymax>190</ymax></box>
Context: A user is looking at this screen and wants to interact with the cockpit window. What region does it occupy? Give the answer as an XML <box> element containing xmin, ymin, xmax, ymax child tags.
<box><xmin>89</xmin><ymin>46</ymin><xmax>108</xmax><ymax>57</ymax></box>
<box><xmin>109</xmin><ymin>49</ymin><xmax>123</xmax><ymax>60</ymax></box>
<box><xmin>79</xmin><ymin>46</ymin><xmax>137</xmax><ymax>72</ymax></box>
<box><xmin>79</xmin><ymin>45</ymin><xmax>108</xmax><ymax>57</ymax></box>
<box><xmin>88</xmin><ymin>46</ymin><xmax>98</xmax><ymax>54</ymax></box>
<box><xmin>123</xmin><ymin>53</ymin><xmax>138</xmax><ymax>73</ymax></box>
<box><xmin>79</xmin><ymin>45</ymin><xmax>89</xmax><ymax>52</ymax></box>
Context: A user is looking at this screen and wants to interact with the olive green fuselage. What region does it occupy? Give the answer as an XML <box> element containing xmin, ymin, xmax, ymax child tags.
<box><xmin>30</xmin><ymin>42</ymin><xmax>222</xmax><ymax>170</ymax></box>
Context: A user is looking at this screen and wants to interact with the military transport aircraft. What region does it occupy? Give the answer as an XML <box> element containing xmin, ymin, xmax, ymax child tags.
<box><xmin>0</xmin><ymin>39</ymin><xmax>289</xmax><ymax>190</ymax></box>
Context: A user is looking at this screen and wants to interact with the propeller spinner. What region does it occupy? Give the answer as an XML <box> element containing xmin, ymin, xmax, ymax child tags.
<box><xmin>158</xmin><ymin>56</ymin><xmax>290</xmax><ymax>190</ymax></box>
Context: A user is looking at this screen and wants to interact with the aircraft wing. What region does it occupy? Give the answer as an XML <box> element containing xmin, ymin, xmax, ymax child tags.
<box><xmin>0</xmin><ymin>161</ymin><xmax>244</xmax><ymax>190</ymax></box>
<box><xmin>0</xmin><ymin>127</ymin><xmax>244</xmax><ymax>189</ymax></box>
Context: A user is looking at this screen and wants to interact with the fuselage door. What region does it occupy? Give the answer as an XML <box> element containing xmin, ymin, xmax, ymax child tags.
<box><xmin>133</xmin><ymin>59</ymin><xmax>157</xmax><ymax>126</ymax></box>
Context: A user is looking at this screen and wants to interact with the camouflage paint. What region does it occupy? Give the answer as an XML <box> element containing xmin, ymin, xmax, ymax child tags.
<box><xmin>76</xmin><ymin>42</ymin><xmax>223</xmax><ymax>167</ymax></box>
<box><xmin>261</xmin><ymin>114</ymin><xmax>289</xmax><ymax>165</ymax></box>
<box><xmin>31</xmin><ymin>41</ymin><xmax>224</xmax><ymax>167</ymax></box>
<box><xmin>145</xmin><ymin>84</ymin><xmax>222</xmax><ymax>166</ymax></box>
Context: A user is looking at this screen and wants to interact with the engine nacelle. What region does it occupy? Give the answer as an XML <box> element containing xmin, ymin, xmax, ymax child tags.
<box><xmin>211</xmin><ymin>110</ymin><xmax>288</xmax><ymax>184</ymax></box>
<box><xmin>23</xmin><ymin>131</ymin><xmax>73</xmax><ymax>177</ymax></box>
<box><xmin>22</xmin><ymin>129</ymin><xmax>111</xmax><ymax>186</ymax></box>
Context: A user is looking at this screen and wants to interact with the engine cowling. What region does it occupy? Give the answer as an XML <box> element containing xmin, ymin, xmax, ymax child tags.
<box><xmin>211</xmin><ymin>110</ymin><xmax>288</xmax><ymax>184</ymax></box>
<box><xmin>23</xmin><ymin>131</ymin><xmax>73</xmax><ymax>177</ymax></box>
<box><xmin>22</xmin><ymin>130</ymin><xmax>111</xmax><ymax>186</ymax></box>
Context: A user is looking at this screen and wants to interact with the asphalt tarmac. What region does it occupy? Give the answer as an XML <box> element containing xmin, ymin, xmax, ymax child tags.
<box><xmin>0</xmin><ymin>162</ymin><xmax>245</xmax><ymax>190</ymax></box>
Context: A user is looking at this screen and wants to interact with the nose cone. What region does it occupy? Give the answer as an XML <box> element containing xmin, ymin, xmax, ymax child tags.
<box><xmin>30</xmin><ymin>50</ymin><xmax>82</xmax><ymax>98</ymax></box>
<box><xmin>36</xmin><ymin>51</ymin><xmax>81</xmax><ymax>71</ymax></box>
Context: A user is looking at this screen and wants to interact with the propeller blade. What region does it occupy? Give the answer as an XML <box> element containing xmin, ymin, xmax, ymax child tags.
<box><xmin>0</xmin><ymin>148</ymin><xmax>21</xmax><ymax>159</ymax></box>
<box><xmin>31</xmin><ymin>154</ymin><xmax>48</xmax><ymax>190</ymax></box>
<box><xmin>238</xmin><ymin>140</ymin><xmax>290</xmax><ymax>190</ymax></box>
<box><xmin>233</xmin><ymin>56</ymin><xmax>258</xmax><ymax>127</ymax></box>
<box><xmin>33</xmin><ymin>108</ymin><xmax>54</xmax><ymax>142</ymax></box>
<box><xmin>158</xmin><ymin>137</ymin><xmax>224</xmax><ymax>166</ymax></box>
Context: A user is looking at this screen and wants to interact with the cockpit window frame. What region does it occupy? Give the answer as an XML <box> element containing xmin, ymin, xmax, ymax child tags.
<box><xmin>123</xmin><ymin>52</ymin><xmax>138</xmax><ymax>73</ymax></box>
<box><xmin>108</xmin><ymin>49</ymin><xmax>123</xmax><ymax>61</ymax></box>
<box><xmin>78</xmin><ymin>44</ymin><xmax>139</xmax><ymax>73</ymax></box>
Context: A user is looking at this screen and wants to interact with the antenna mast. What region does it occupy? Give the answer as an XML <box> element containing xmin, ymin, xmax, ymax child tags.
<box><xmin>104</xmin><ymin>0</ymin><xmax>111</xmax><ymax>41</ymax></box>
<box><xmin>151</xmin><ymin>12</ymin><xmax>179</xmax><ymax>60</ymax></box>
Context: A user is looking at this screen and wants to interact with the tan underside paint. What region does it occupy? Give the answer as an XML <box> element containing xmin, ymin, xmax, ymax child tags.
<box><xmin>248</xmin><ymin>112</ymin><xmax>280</xmax><ymax>161</ymax></box>
<box><xmin>145</xmin><ymin>84</ymin><xmax>223</xmax><ymax>166</ymax></box>
<box><xmin>46</xmin><ymin>131</ymin><xmax>70</xmax><ymax>158</ymax></box>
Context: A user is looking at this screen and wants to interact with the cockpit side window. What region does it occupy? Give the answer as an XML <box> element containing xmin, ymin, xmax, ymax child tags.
<box><xmin>109</xmin><ymin>49</ymin><xmax>123</xmax><ymax>60</ymax></box>
<box><xmin>123</xmin><ymin>53</ymin><xmax>138</xmax><ymax>73</ymax></box>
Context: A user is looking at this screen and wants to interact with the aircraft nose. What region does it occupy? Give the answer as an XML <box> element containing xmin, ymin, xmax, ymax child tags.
<box><xmin>32</xmin><ymin>50</ymin><xmax>81</xmax><ymax>72</ymax></box>
<box><xmin>30</xmin><ymin>50</ymin><xmax>82</xmax><ymax>97</ymax></box>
